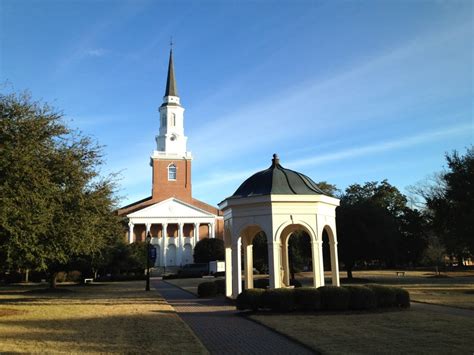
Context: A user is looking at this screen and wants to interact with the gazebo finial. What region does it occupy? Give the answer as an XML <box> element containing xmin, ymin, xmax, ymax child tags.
<box><xmin>272</xmin><ymin>153</ymin><xmax>280</xmax><ymax>166</ymax></box>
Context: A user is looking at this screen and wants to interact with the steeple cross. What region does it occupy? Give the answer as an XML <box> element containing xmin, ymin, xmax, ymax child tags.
<box><xmin>170</xmin><ymin>36</ymin><xmax>174</xmax><ymax>49</ymax></box>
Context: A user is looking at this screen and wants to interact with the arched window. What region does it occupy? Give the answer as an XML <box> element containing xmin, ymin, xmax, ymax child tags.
<box><xmin>168</xmin><ymin>164</ymin><xmax>177</xmax><ymax>181</ymax></box>
<box><xmin>172</xmin><ymin>113</ymin><xmax>176</xmax><ymax>126</ymax></box>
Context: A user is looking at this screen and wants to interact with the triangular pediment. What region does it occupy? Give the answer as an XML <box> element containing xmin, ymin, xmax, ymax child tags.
<box><xmin>127</xmin><ymin>198</ymin><xmax>216</xmax><ymax>218</ymax></box>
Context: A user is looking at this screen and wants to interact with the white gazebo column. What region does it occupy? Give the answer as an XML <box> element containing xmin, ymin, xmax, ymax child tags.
<box><xmin>268</xmin><ymin>241</ymin><xmax>281</xmax><ymax>289</ymax></box>
<box><xmin>317</xmin><ymin>240</ymin><xmax>325</xmax><ymax>287</ymax></box>
<box><xmin>231</xmin><ymin>238</ymin><xmax>242</xmax><ymax>298</ymax></box>
<box><xmin>225</xmin><ymin>243</ymin><xmax>232</xmax><ymax>298</ymax></box>
<box><xmin>128</xmin><ymin>222</ymin><xmax>134</xmax><ymax>244</ymax></box>
<box><xmin>281</xmin><ymin>237</ymin><xmax>290</xmax><ymax>286</ymax></box>
<box><xmin>194</xmin><ymin>223</ymin><xmax>199</xmax><ymax>245</ymax></box>
<box><xmin>177</xmin><ymin>222</ymin><xmax>184</xmax><ymax>266</ymax></box>
<box><xmin>311</xmin><ymin>240</ymin><xmax>323</xmax><ymax>287</ymax></box>
<box><xmin>145</xmin><ymin>223</ymin><xmax>151</xmax><ymax>236</ymax></box>
<box><xmin>243</xmin><ymin>240</ymin><xmax>254</xmax><ymax>289</ymax></box>
<box><xmin>330</xmin><ymin>240</ymin><xmax>340</xmax><ymax>286</ymax></box>
<box><xmin>162</xmin><ymin>223</ymin><xmax>168</xmax><ymax>268</ymax></box>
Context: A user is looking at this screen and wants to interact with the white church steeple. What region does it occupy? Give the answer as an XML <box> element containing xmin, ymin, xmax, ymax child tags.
<box><xmin>154</xmin><ymin>49</ymin><xmax>191</xmax><ymax>159</ymax></box>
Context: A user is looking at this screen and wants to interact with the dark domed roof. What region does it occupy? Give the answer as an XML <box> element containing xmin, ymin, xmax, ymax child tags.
<box><xmin>230</xmin><ymin>154</ymin><xmax>327</xmax><ymax>198</ymax></box>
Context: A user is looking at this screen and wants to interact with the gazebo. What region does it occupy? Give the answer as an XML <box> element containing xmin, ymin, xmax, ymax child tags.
<box><xmin>218</xmin><ymin>154</ymin><xmax>341</xmax><ymax>299</ymax></box>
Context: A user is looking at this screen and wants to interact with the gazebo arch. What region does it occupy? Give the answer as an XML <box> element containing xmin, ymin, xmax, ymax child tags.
<box><xmin>219</xmin><ymin>154</ymin><xmax>341</xmax><ymax>299</ymax></box>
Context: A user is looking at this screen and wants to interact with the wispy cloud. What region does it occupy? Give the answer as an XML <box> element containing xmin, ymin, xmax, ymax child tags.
<box><xmin>84</xmin><ymin>48</ymin><xmax>107</xmax><ymax>57</ymax></box>
<box><xmin>193</xmin><ymin>122</ymin><xmax>472</xmax><ymax>191</ymax></box>
<box><xmin>188</xmin><ymin>21</ymin><xmax>472</xmax><ymax>168</ymax></box>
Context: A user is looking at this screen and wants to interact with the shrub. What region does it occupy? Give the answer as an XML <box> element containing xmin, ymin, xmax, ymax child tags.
<box><xmin>193</xmin><ymin>238</ymin><xmax>224</xmax><ymax>263</ymax></box>
<box><xmin>366</xmin><ymin>285</ymin><xmax>397</xmax><ymax>308</ymax></box>
<box><xmin>197</xmin><ymin>281</ymin><xmax>218</xmax><ymax>298</ymax></box>
<box><xmin>56</xmin><ymin>271</ymin><xmax>67</xmax><ymax>283</ymax></box>
<box><xmin>344</xmin><ymin>286</ymin><xmax>376</xmax><ymax>310</ymax></box>
<box><xmin>394</xmin><ymin>287</ymin><xmax>410</xmax><ymax>308</ymax></box>
<box><xmin>3</xmin><ymin>271</ymin><xmax>22</xmax><ymax>284</ymax></box>
<box><xmin>236</xmin><ymin>289</ymin><xmax>265</xmax><ymax>310</ymax></box>
<box><xmin>66</xmin><ymin>270</ymin><xmax>82</xmax><ymax>283</ymax></box>
<box><xmin>254</xmin><ymin>278</ymin><xmax>270</xmax><ymax>289</ymax></box>
<box><xmin>290</xmin><ymin>279</ymin><xmax>302</xmax><ymax>288</ymax></box>
<box><xmin>214</xmin><ymin>279</ymin><xmax>226</xmax><ymax>295</ymax></box>
<box><xmin>262</xmin><ymin>288</ymin><xmax>296</xmax><ymax>312</ymax></box>
<box><xmin>294</xmin><ymin>287</ymin><xmax>321</xmax><ymax>311</ymax></box>
<box><xmin>318</xmin><ymin>286</ymin><xmax>350</xmax><ymax>311</ymax></box>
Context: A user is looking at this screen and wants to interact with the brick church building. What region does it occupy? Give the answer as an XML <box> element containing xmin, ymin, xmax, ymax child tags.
<box><xmin>117</xmin><ymin>50</ymin><xmax>223</xmax><ymax>267</ymax></box>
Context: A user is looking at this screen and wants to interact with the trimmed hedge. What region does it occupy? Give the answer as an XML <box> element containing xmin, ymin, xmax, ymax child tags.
<box><xmin>294</xmin><ymin>287</ymin><xmax>321</xmax><ymax>311</ymax></box>
<box><xmin>394</xmin><ymin>287</ymin><xmax>411</xmax><ymax>308</ymax></box>
<box><xmin>318</xmin><ymin>286</ymin><xmax>350</xmax><ymax>311</ymax></box>
<box><xmin>236</xmin><ymin>289</ymin><xmax>265</xmax><ymax>310</ymax></box>
<box><xmin>214</xmin><ymin>279</ymin><xmax>226</xmax><ymax>295</ymax></box>
<box><xmin>197</xmin><ymin>281</ymin><xmax>217</xmax><ymax>298</ymax></box>
<box><xmin>366</xmin><ymin>284</ymin><xmax>397</xmax><ymax>308</ymax></box>
<box><xmin>345</xmin><ymin>286</ymin><xmax>376</xmax><ymax>310</ymax></box>
<box><xmin>262</xmin><ymin>288</ymin><xmax>295</xmax><ymax>312</ymax></box>
<box><xmin>235</xmin><ymin>285</ymin><xmax>410</xmax><ymax>312</ymax></box>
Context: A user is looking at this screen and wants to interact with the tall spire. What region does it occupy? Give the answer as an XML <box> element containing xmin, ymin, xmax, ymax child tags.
<box><xmin>164</xmin><ymin>49</ymin><xmax>178</xmax><ymax>97</ymax></box>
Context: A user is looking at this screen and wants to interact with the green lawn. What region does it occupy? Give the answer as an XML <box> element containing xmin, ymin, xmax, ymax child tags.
<box><xmin>0</xmin><ymin>281</ymin><xmax>208</xmax><ymax>354</ymax></box>
<box><xmin>250</xmin><ymin>308</ymin><xmax>474</xmax><ymax>354</ymax></box>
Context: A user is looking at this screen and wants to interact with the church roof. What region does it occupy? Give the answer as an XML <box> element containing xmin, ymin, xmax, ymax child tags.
<box><xmin>164</xmin><ymin>49</ymin><xmax>178</xmax><ymax>97</ymax></box>
<box><xmin>230</xmin><ymin>154</ymin><xmax>327</xmax><ymax>198</ymax></box>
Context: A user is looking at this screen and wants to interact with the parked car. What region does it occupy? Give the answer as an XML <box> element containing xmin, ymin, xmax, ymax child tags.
<box><xmin>178</xmin><ymin>263</ymin><xmax>209</xmax><ymax>278</ymax></box>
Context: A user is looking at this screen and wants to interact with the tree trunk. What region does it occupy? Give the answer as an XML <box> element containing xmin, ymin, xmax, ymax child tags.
<box><xmin>49</xmin><ymin>272</ymin><xmax>58</xmax><ymax>288</ymax></box>
<box><xmin>346</xmin><ymin>261</ymin><xmax>354</xmax><ymax>279</ymax></box>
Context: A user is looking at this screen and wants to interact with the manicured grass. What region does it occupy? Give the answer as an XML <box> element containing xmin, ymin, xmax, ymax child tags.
<box><xmin>0</xmin><ymin>281</ymin><xmax>207</xmax><ymax>354</ymax></box>
<box><xmin>250</xmin><ymin>308</ymin><xmax>474</xmax><ymax>354</ymax></box>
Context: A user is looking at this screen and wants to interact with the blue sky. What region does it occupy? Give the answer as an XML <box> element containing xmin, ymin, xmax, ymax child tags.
<box><xmin>1</xmin><ymin>0</ymin><xmax>473</xmax><ymax>207</ymax></box>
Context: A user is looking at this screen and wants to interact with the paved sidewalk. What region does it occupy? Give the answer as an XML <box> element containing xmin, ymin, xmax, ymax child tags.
<box><xmin>152</xmin><ymin>279</ymin><xmax>315</xmax><ymax>355</ymax></box>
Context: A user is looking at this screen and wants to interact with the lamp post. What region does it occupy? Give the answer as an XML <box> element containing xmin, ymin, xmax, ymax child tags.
<box><xmin>146</xmin><ymin>231</ymin><xmax>151</xmax><ymax>291</ymax></box>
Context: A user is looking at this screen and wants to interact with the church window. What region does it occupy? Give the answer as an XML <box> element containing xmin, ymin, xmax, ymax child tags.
<box><xmin>172</xmin><ymin>113</ymin><xmax>176</xmax><ymax>126</ymax></box>
<box><xmin>168</xmin><ymin>164</ymin><xmax>177</xmax><ymax>181</ymax></box>
<box><xmin>161</xmin><ymin>114</ymin><xmax>166</xmax><ymax>128</ymax></box>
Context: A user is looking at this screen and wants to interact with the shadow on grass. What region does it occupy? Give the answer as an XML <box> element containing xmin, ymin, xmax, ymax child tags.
<box><xmin>0</xmin><ymin>313</ymin><xmax>200</xmax><ymax>353</ymax></box>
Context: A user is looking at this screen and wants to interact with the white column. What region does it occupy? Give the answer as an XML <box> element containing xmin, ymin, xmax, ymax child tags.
<box><xmin>162</xmin><ymin>223</ymin><xmax>168</xmax><ymax>268</ymax></box>
<box><xmin>311</xmin><ymin>240</ymin><xmax>323</xmax><ymax>287</ymax></box>
<box><xmin>243</xmin><ymin>240</ymin><xmax>254</xmax><ymax>289</ymax></box>
<box><xmin>282</xmin><ymin>238</ymin><xmax>290</xmax><ymax>286</ymax></box>
<box><xmin>330</xmin><ymin>241</ymin><xmax>340</xmax><ymax>286</ymax></box>
<box><xmin>128</xmin><ymin>222</ymin><xmax>134</xmax><ymax>244</ymax></box>
<box><xmin>268</xmin><ymin>241</ymin><xmax>281</xmax><ymax>289</ymax></box>
<box><xmin>317</xmin><ymin>240</ymin><xmax>325</xmax><ymax>287</ymax></box>
<box><xmin>145</xmin><ymin>223</ymin><xmax>151</xmax><ymax>236</ymax></box>
<box><xmin>210</xmin><ymin>222</ymin><xmax>215</xmax><ymax>239</ymax></box>
<box><xmin>177</xmin><ymin>222</ymin><xmax>184</xmax><ymax>266</ymax></box>
<box><xmin>231</xmin><ymin>238</ymin><xmax>242</xmax><ymax>299</ymax></box>
<box><xmin>225</xmin><ymin>245</ymin><xmax>232</xmax><ymax>298</ymax></box>
<box><xmin>194</xmin><ymin>223</ymin><xmax>199</xmax><ymax>245</ymax></box>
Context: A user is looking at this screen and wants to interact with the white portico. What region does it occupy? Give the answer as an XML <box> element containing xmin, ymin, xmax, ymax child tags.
<box><xmin>127</xmin><ymin>198</ymin><xmax>218</xmax><ymax>267</ymax></box>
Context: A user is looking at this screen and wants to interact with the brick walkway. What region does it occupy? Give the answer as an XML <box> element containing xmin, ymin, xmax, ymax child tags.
<box><xmin>152</xmin><ymin>279</ymin><xmax>315</xmax><ymax>355</ymax></box>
